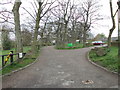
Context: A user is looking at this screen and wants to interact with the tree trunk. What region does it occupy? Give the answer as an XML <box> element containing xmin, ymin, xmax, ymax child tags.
<box><xmin>83</xmin><ymin>29</ymin><xmax>86</xmax><ymax>47</ymax></box>
<box><xmin>12</xmin><ymin>1</ymin><xmax>23</xmax><ymax>53</ymax></box>
<box><xmin>40</xmin><ymin>32</ymin><xmax>44</xmax><ymax>46</ymax></box>
<box><xmin>32</xmin><ymin>2</ymin><xmax>42</xmax><ymax>53</ymax></box>
<box><xmin>62</xmin><ymin>21</ymin><xmax>68</xmax><ymax>48</ymax></box>
<box><xmin>71</xmin><ymin>23</ymin><xmax>76</xmax><ymax>44</ymax></box>
<box><xmin>40</xmin><ymin>17</ymin><xmax>48</xmax><ymax>46</ymax></box>
<box><xmin>55</xmin><ymin>20</ymin><xmax>61</xmax><ymax>48</ymax></box>
<box><xmin>71</xmin><ymin>32</ymin><xmax>76</xmax><ymax>44</ymax></box>
<box><xmin>56</xmin><ymin>23</ymin><xmax>65</xmax><ymax>48</ymax></box>
<box><xmin>108</xmin><ymin>0</ymin><xmax>115</xmax><ymax>48</ymax></box>
<box><xmin>83</xmin><ymin>10</ymin><xmax>89</xmax><ymax>47</ymax></box>
<box><xmin>108</xmin><ymin>29</ymin><xmax>114</xmax><ymax>48</ymax></box>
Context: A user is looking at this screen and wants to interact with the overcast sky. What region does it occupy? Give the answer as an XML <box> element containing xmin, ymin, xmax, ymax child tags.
<box><xmin>0</xmin><ymin>0</ymin><xmax>118</xmax><ymax>37</ymax></box>
<box><xmin>92</xmin><ymin>0</ymin><xmax>118</xmax><ymax>37</ymax></box>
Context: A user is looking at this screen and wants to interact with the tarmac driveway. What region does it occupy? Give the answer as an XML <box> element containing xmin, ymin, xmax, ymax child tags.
<box><xmin>2</xmin><ymin>46</ymin><xmax>118</xmax><ymax>88</ymax></box>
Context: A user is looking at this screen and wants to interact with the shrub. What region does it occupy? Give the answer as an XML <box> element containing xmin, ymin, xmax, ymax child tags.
<box><xmin>2</xmin><ymin>30</ymin><xmax>12</xmax><ymax>50</ymax></box>
<box><xmin>2</xmin><ymin>39</ymin><xmax>11</xmax><ymax>50</ymax></box>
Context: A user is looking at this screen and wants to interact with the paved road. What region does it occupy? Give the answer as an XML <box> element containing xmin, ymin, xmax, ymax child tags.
<box><xmin>2</xmin><ymin>46</ymin><xmax>118</xmax><ymax>88</ymax></box>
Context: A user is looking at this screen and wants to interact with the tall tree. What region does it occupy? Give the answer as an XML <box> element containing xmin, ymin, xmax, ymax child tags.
<box><xmin>51</xmin><ymin>0</ymin><xmax>74</xmax><ymax>48</ymax></box>
<box><xmin>108</xmin><ymin>0</ymin><xmax>117</xmax><ymax>48</ymax></box>
<box><xmin>12</xmin><ymin>0</ymin><xmax>23</xmax><ymax>53</ymax></box>
<box><xmin>70</xmin><ymin>6</ymin><xmax>83</xmax><ymax>44</ymax></box>
<box><xmin>32</xmin><ymin>1</ymin><xmax>43</xmax><ymax>52</ymax></box>
<box><xmin>80</xmin><ymin>0</ymin><xmax>101</xmax><ymax>47</ymax></box>
<box><xmin>24</xmin><ymin>0</ymin><xmax>56</xmax><ymax>53</ymax></box>
<box><xmin>62</xmin><ymin>0</ymin><xmax>73</xmax><ymax>45</ymax></box>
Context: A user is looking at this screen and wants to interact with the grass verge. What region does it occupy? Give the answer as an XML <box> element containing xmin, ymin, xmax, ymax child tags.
<box><xmin>1</xmin><ymin>46</ymin><xmax>40</xmax><ymax>75</ymax></box>
<box><xmin>2</xmin><ymin>58</ymin><xmax>36</xmax><ymax>75</ymax></box>
<box><xmin>0</xmin><ymin>46</ymin><xmax>31</xmax><ymax>68</ymax></box>
<box><xmin>89</xmin><ymin>46</ymin><xmax>118</xmax><ymax>72</ymax></box>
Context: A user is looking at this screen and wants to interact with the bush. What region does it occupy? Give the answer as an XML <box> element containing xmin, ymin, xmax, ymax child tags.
<box><xmin>21</xmin><ymin>30</ymin><xmax>32</xmax><ymax>46</ymax></box>
<box><xmin>2</xmin><ymin>30</ymin><xmax>12</xmax><ymax>50</ymax></box>
<box><xmin>2</xmin><ymin>39</ymin><xmax>11</xmax><ymax>50</ymax></box>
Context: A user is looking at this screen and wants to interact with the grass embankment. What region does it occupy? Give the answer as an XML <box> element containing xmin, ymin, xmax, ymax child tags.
<box><xmin>89</xmin><ymin>46</ymin><xmax>118</xmax><ymax>72</ymax></box>
<box><xmin>1</xmin><ymin>46</ymin><xmax>39</xmax><ymax>75</ymax></box>
<box><xmin>56</xmin><ymin>43</ymin><xmax>83</xmax><ymax>50</ymax></box>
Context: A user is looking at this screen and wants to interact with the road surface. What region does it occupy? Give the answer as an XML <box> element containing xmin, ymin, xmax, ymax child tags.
<box><xmin>2</xmin><ymin>46</ymin><xmax>118</xmax><ymax>88</ymax></box>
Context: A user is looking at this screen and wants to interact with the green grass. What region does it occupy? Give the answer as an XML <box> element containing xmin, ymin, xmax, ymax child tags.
<box><xmin>0</xmin><ymin>46</ymin><xmax>31</xmax><ymax>67</ymax></box>
<box><xmin>1</xmin><ymin>46</ymin><xmax>40</xmax><ymax>75</ymax></box>
<box><xmin>2</xmin><ymin>58</ymin><xmax>36</xmax><ymax>75</ymax></box>
<box><xmin>56</xmin><ymin>43</ymin><xmax>83</xmax><ymax>50</ymax></box>
<box><xmin>89</xmin><ymin>46</ymin><xmax>118</xmax><ymax>72</ymax></box>
<box><xmin>2</xmin><ymin>46</ymin><xmax>31</xmax><ymax>55</ymax></box>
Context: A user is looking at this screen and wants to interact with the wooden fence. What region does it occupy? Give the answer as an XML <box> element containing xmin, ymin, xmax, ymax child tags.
<box><xmin>111</xmin><ymin>42</ymin><xmax>119</xmax><ymax>47</ymax></box>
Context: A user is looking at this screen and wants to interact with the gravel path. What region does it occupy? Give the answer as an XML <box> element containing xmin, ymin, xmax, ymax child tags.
<box><xmin>2</xmin><ymin>46</ymin><xmax>118</xmax><ymax>88</ymax></box>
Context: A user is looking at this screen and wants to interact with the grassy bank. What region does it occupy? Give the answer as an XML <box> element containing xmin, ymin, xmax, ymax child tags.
<box><xmin>89</xmin><ymin>46</ymin><xmax>118</xmax><ymax>72</ymax></box>
<box><xmin>1</xmin><ymin>46</ymin><xmax>39</xmax><ymax>75</ymax></box>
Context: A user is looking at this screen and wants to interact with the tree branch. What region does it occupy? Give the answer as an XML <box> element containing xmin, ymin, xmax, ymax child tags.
<box><xmin>113</xmin><ymin>9</ymin><xmax>118</xmax><ymax>18</ymax></box>
<box><xmin>22</xmin><ymin>7</ymin><xmax>36</xmax><ymax>21</ymax></box>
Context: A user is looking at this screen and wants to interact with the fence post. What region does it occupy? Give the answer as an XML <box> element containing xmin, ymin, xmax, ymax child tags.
<box><xmin>10</xmin><ymin>51</ymin><xmax>13</xmax><ymax>65</ymax></box>
<box><xmin>2</xmin><ymin>56</ymin><xmax>4</xmax><ymax>67</ymax></box>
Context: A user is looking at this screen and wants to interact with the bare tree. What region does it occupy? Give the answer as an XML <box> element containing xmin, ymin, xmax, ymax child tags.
<box><xmin>22</xmin><ymin>0</ymin><xmax>56</xmax><ymax>53</ymax></box>
<box><xmin>69</xmin><ymin>6</ymin><xmax>83</xmax><ymax>44</ymax></box>
<box><xmin>32</xmin><ymin>1</ymin><xmax>43</xmax><ymax>52</ymax></box>
<box><xmin>50</xmin><ymin>0</ymin><xmax>75</xmax><ymax>48</ymax></box>
<box><xmin>12</xmin><ymin>0</ymin><xmax>23</xmax><ymax>53</ymax></box>
<box><xmin>62</xmin><ymin>0</ymin><xmax>73</xmax><ymax>45</ymax></box>
<box><xmin>80</xmin><ymin>0</ymin><xmax>101</xmax><ymax>47</ymax></box>
<box><xmin>39</xmin><ymin>14</ymin><xmax>52</xmax><ymax>46</ymax></box>
<box><xmin>0</xmin><ymin>1</ymin><xmax>14</xmax><ymax>25</ymax></box>
<box><xmin>50</xmin><ymin>3</ymin><xmax>64</xmax><ymax>48</ymax></box>
<box><xmin>108</xmin><ymin>0</ymin><xmax>118</xmax><ymax>48</ymax></box>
